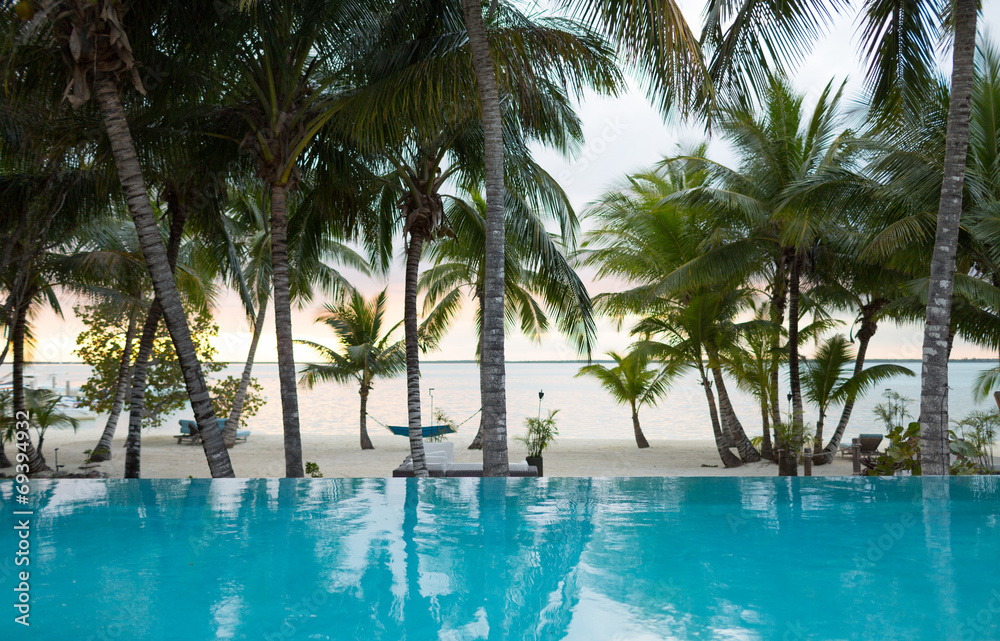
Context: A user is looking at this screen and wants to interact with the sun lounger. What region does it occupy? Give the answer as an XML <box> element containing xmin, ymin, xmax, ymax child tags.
<box><xmin>839</xmin><ymin>433</ymin><xmax>884</xmax><ymax>457</ymax></box>
<box><xmin>176</xmin><ymin>419</ymin><xmax>252</xmax><ymax>444</ymax></box>
<box><xmin>175</xmin><ymin>420</ymin><xmax>200</xmax><ymax>444</ymax></box>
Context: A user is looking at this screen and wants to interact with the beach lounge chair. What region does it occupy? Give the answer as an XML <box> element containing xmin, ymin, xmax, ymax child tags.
<box><xmin>176</xmin><ymin>419</ymin><xmax>252</xmax><ymax>444</ymax></box>
<box><xmin>175</xmin><ymin>420</ymin><xmax>200</xmax><ymax>444</ymax></box>
<box><xmin>839</xmin><ymin>433</ymin><xmax>884</xmax><ymax>457</ymax></box>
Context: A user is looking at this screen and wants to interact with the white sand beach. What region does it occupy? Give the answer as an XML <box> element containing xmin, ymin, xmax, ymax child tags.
<box><xmin>34</xmin><ymin>429</ymin><xmax>856</xmax><ymax>478</ymax></box>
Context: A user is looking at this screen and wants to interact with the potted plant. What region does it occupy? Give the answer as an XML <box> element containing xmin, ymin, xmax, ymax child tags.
<box><xmin>517</xmin><ymin>410</ymin><xmax>559</xmax><ymax>476</ymax></box>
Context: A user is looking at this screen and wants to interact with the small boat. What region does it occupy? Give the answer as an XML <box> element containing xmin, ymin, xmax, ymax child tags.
<box><xmin>386</xmin><ymin>424</ymin><xmax>456</xmax><ymax>438</ymax></box>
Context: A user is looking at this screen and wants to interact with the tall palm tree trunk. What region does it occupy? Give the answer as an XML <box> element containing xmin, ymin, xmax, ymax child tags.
<box><xmin>359</xmin><ymin>385</ymin><xmax>373</xmax><ymax>450</ymax></box>
<box><xmin>817</xmin><ymin>307</ymin><xmax>880</xmax><ymax>465</ymax></box>
<box><xmin>89</xmin><ymin>309</ymin><xmax>138</xmax><ymax>461</ymax></box>
<box><xmin>12</xmin><ymin>299</ymin><xmax>46</xmax><ymax>474</ymax></box>
<box><xmin>700</xmin><ymin>366</ymin><xmax>741</xmax><ymax>468</ymax></box>
<box><xmin>630</xmin><ymin>403</ymin><xmax>650</xmax><ymax>449</ymax></box>
<box><xmin>765</xmin><ymin>255</ymin><xmax>787</xmax><ymax>460</ymax></box>
<box><xmin>124</xmin><ymin>192</ymin><xmax>188</xmax><ymax>479</ymax></box>
<box><xmin>468</xmin><ymin>290</ymin><xmax>486</xmax><ymax>451</ymax></box>
<box><xmin>462</xmin><ymin>0</ymin><xmax>508</xmax><ymax>476</ymax></box>
<box><xmin>778</xmin><ymin>253</ymin><xmax>803</xmax><ymax>476</ymax></box>
<box><xmin>269</xmin><ymin>183</ymin><xmax>304</xmax><ymax>478</ymax></box>
<box><xmin>787</xmin><ymin>253</ymin><xmax>804</xmax><ymax>450</ymax></box>
<box><xmin>93</xmin><ymin>74</ymin><xmax>233</xmax><ymax>478</ymax></box>
<box><xmin>0</xmin><ymin>435</ymin><xmax>9</xmax><ymax>468</ymax></box>
<box><xmin>919</xmin><ymin>0</ymin><xmax>978</xmax><ymax>475</ymax></box>
<box><xmin>711</xmin><ymin>365</ymin><xmax>761</xmax><ymax>462</ymax></box>
<box><xmin>223</xmin><ymin>300</ymin><xmax>267</xmax><ymax>448</ymax></box>
<box><xmin>404</xmin><ymin>233</ymin><xmax>428</xmax><ymax>477</ymax></box>
<box><xmin>124</xmin><ymin>302</ymin><xmax>161</xmax><ymax>478</ymax></box>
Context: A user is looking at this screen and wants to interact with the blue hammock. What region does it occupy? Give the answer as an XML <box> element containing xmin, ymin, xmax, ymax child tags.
<box><xmin>386</xmin><ymin>424</ymin><xmax>456</xmax><ymax>438</ymax></box>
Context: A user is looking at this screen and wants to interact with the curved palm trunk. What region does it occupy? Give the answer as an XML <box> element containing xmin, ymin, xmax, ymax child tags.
<box><xmin>89</xmin><ymin>310</ymin><xmax>138</xmax><ymax>461</ymax></box>
<box><xmin>223</xmin><ymin>301</ymin><xmax>267</xmax><ymax>448</ymax></box>
<box><xmin>920</xmin><ymin>0</ymin><xmax>978</xmax><ymax>475</ymax></box>
<box><xmin>404</xmin><ymin>233</ymin><xmax>428</xmax><ymax>477</ymax></box>
<box><xmin>359</xmin><ymin>385</ymin><xmax>374</xmax><ymax>450</ymax></box>
<box><xmin>124</xmin><ymin>302</ymin><xmax>162</xmax><ymax>479</ymax></box>
<box><xmin>468</xmin><ymin>418</ymin><xmax>485</xmax><ymax>450</ymax></box>
<box><xmin>12</xmin><ymin>300</ymin><xmax>46</xmax><ymax>474</ymax></box>
<box><xmin>817</xmin><ymin>307</ymin><xmax>880</xmax><ymax>465</ymax></box>
<box><xmin>269</xmin><ymin>183</ymin><xmax>304</xmax><ymax>478</ymax></box>
<box><xmin>124</xmin><ymin>192</ymin><xmax>189</xmax><ymax>479</ymax></box>
<box><xmin>462</xmin><ymin>0</ymin><xmax>508</xmax><ymax>477</ymax></box>
<box><xmin>700</xmin><ymin>366</ymin><xmax>741</xmax><ymax>468</ymax></box>
<box><xmin>630</xmin><ymin>403</ymin><xmax>650</xmax><ymax>449</ymax></box>
<box><xmin>94</xmin><ymin>74</ymin><xmax>232</xmax><ymax>478</ymax></box>
<box><xmin>711</xmin><ymin>365</ymin><xmax>761</xmax><ymax>462</ymax></box>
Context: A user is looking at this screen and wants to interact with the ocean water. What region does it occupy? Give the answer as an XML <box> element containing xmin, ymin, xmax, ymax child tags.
<box><xmin>5</xmin><ymin>360</ymin><xmax>997</xmax><ymax>442</ymax></box>
<box><xmin>1</xmin><ymin>477</ymin><xmax>998</xmax><ymax>640</ymax></box>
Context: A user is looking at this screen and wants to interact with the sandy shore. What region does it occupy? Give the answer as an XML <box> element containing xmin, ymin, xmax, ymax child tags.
<box><xmin>30</xmin><ymin>428</ymin><xmax>856</xmax><ymax>478</ymax></box>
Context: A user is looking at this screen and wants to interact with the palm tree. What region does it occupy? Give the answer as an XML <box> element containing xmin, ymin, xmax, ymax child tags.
<box><xmin>801</xmin><ymin>334</ymin><xmax>913</xmax><ymax>461</ymax></box>
<box><xmin>582</xmin><ymin>158</ymin><xmax>759</xmax><ymax>464</ymax></box>
<box><xmin>26</xmin><ymin>389</ymin><xmax>80</xmax><ymax>462</ymax></box>
<box><xmin>576</xmin><ymin>350</ymin><xmax>675</xmax><ymax>448</ymax></box>
<box><xmin>710</xmin><ymin>0</ymin><xmax>986</xmax><ymax>474</ymax></box>
<box><xmin>459</xmin><ymin>0</ymin><xmax>508</xmax><ymax>477</ymax></box>
<box><xmin>360</xmin><ymin>1</ymin><xmax>618</xmax><ymax>474</ymax></box>
<box><xmin>32</xmin><ymin>0</ymin><xmax>235</xmax><ymax>477</ymax></box>
<box><xmin>297</xmin><ymin>289</ymin><xmax>406</xmax><ymax>450</ymax></box>
<box><xmin>420</xmin><ymin>189</ymin><xmax>596</xmax><ymax>449</ymax></box>
<box><xmin>914</xmin><ymin>0</ymin><xmax>979</xmax><ymax>475</ymax></box>
<box><xmin>664</xmin><ymin>76</ymin><xmax>853</xmax><ymax>457</ymax></box>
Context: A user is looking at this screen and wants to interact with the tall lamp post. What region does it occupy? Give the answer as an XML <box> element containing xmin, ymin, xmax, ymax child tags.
<box><xmin>429</xmin><ymin>388</ymin><xmax>435</xmax><ymax>423</ymax></box>
<box><xmin>538</xmin><ymin>390</ymin><xmax>544</xmax><ymax>421</ymax></box>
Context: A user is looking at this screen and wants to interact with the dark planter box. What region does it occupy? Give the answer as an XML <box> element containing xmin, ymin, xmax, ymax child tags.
<box><xmin>526</xmin><ymin>455</ymin><xmax>543</xmax><ymax>477</ymax></box>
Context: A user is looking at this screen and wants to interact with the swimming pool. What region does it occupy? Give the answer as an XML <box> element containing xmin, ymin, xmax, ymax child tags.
<box><xmin>2</xmin><ymin>477</ymin><xmax>999</xmax><ymax>640</ymax></box>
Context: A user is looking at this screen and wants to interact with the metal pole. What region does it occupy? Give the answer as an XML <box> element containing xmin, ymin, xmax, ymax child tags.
<box><xmin>429</xmin><ymin>388</ymin><xmax>434</xmax><ymax>423</ymax></box>
<box><xmin>538</xmin><ymin>390</ymin><xmax>544</xmax><ymax>421</ymax></box>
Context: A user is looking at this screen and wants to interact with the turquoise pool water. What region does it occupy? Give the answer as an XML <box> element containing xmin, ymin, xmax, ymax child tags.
<box><xmin>2</xmin><ymin>477</ymin><xmax>999</xmax><ymax>640</ymax></box>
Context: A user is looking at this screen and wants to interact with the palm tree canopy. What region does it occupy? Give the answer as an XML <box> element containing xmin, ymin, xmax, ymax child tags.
<box><xmin>576</xmin><ymin>349</ymin><xmax>676</xmax><ymax>410</ymax></box>
<box><xmin>297</xmin><ymin>288</ymin><xmax>406</xmax><ymax>389</ymax></box>
<box><xmin>801</xmin><ymin>334</ymin><xmax>914</xmax><ymax>411</ymax></box>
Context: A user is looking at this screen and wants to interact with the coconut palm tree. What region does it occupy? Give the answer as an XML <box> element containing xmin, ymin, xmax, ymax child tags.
<box><xmin>27</xmin><ymin>0</ymin><xmax>236</xmax><ymax>477</ymax></box>
<box><xmin>662</xmin><ymin>75</ymin><xmax>853</xmax><ymax>456</ymax></box>
<box><xmin>420</xmin><ymin>189</ymin><xmax>596</xmax><ymax>449</ymax></box>
<box><xmin>26</xmin><ymin>389</ymin><xmax>80</xmax><ymax>462</ymax></box>
<box><xmin>582</xmin><ymin>157</ymin><xmax>760</xmax><ymax>464</ymax></box>
<box><xmin>358</xmin><ymin>0</ymin><xmax>619</xmax><ymax>475</ymax></box>
<box><xmin>297</xmin><ymin>289</ymin><xmax>406</xmax><ymax>450</ymax></box>
<box><xmin>576</xmin><ymin>349</ymin><xmax>676</xmax><ymax>448</ymax></box>
<box><xmin>801</xmin><ymin>334</ymin><xmax>913</xmax><ymax>461</ymax></box>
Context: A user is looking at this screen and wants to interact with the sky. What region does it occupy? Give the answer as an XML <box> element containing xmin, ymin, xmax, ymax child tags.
<box><xmin>27</xmin><ymin>3</ymin><xmax>1000</xmax><ymax>364</ymax></box>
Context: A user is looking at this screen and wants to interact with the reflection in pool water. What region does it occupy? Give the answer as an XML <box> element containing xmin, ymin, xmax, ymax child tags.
<box><xmin>1</xmin><ymin>477</ymin><xmax>999</xmax><ymax>640</ymax></box>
